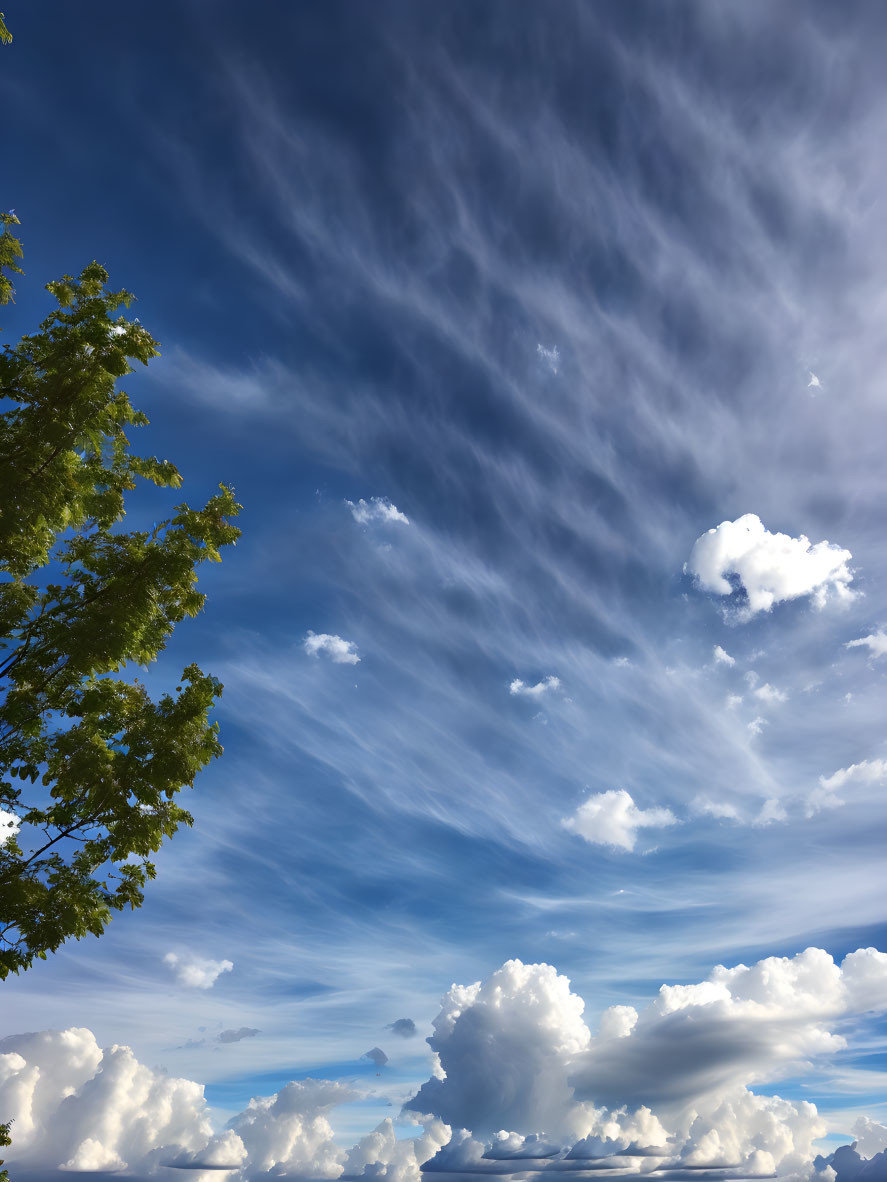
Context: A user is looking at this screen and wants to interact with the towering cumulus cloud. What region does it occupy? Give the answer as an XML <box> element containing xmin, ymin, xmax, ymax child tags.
<box><xmin>4</xmin><ymin>950</ymin><xmax>887</xmax><ymax>1179</ymax></box>
<box><xmin>687</xmin><ymin>514</ymin><xmax>854</xmax><ymax>617</ymax></box>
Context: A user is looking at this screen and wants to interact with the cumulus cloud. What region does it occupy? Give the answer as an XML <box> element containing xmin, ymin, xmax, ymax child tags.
<box><xmin>164</xmin><ymin>951</ymin><xmax>233</xmax><ymax>990</ymax></box>
<box><xmin>562</xmin><ymin>789</ymin><xmax>677</xmax><ymax>852</ymax></box>
<box><xmin>343</xmin><ymin>1115</ymin><xmax>451</xmax><ymax>1182</ymax></box>
<box><xmin>406</xmin><ymin>959</ymin><xmax>592</xmax><ymax>1138</ymax></box>
<box><xmin>754</xmin><ymin>683</ymin><xmax>788</xmax><ymax>705</ymax></box>
<box><xmin>304</xmin><ymin>631</ymin><xmax>361</xmax><ymax>664</ymax></box>
<box><xmin>713</xmin><ymin>645</ymin><xmax>736</xmax><ymax>666</ymax></box>
<box><xmin>228</xmin><ymin>1079</ymin><xmax>356</xmax><ymax>1177</ymax></box>
<box><xmin>6</xmin><ymin>951</ymin><xmax>887</xmax><ymax>1179</ymax></box>
<box><xmin>408</xmin><ymin>949</ymin><xmax>887</xmax><ymax>1175</ymax></box>
<box><xmin>852</xmin><ymin>1118</ymin><xmax>887</xmax><ymax>1158</ymax></box>
<box><xmin>807</xmin><ymin>759</ymin><xmax>887</xmax><ymax>816</ymax></box>
<box><xmin>509</xmin><ymin>676</ymin><xmax>561</xmax><ymax>697</ymax></box>
<box><xmin>387</xmin><ymin>1018</ymin><xmax>417</xmax><ymax>1039</ymax></box>
<box><xmin>347</xmin><ymin>497</ymin><xmax>410</xmax><ymax>526</ymax></box>
<box><xmin>686</xmin><ymin>514</ymin><xmax>855</xmax><ymax>618</ymax></box>
<box><xmin>363</xmin><ymin>1047</ymin><xmax>389</xmax><ymax>1067</ymax></box>
<box><xmin>847</xmin><ymin>631</ymin><xmax>887</xmax><ymax>659</ymax></box>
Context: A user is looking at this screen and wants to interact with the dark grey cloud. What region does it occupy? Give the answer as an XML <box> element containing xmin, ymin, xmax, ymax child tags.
<box><xmin>217</xmin><ymin>1027</ymin><xmax>260</xmax><ymax>1044</ymax></box>
<box><xmin>387</xmin><ymin>1017</ymin><xmax>417</xmax><ymax>1038</ymax></box>
<box><xmin>362</xmin><ymin>1046</ymin><xmax>388</xmax><ymax>1067</ymax></box>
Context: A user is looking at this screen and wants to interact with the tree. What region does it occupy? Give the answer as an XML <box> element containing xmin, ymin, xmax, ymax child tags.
<box><xmin>0</xmin><ymin>1120</ymin><xmax>10</xmax><ymax>1182</ymax></box>
<box><xmin>0</xmin><ymin>228</ymin><xmax>241</xmax><ymax>979</ymax></box>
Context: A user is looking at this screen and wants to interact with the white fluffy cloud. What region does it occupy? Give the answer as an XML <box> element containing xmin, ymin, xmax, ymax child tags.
<box><xmin>407</xmin><ymin>959</ymin><xmax>592</xmax><ymax>1138</ymax></box>
<box><xmin>687</xmin><ymin>514</ymin><xmax>855</xmax><ymax>617</ymax></box>
<box><xmin>754</xmin><ymin>682</ymin><xmax>788</xmax><ymax>705</ymax></box>
<box><xmin>164</xmin><ymin>951</ymin><xmax>234</xmax><ymax>989</ymax></box>
<box><xmin>562</xmin><ymin>789</ymin><xmax>677</xmax><ymax>852</ymax></box>
<box><xmin>347</xmin><ymin>496</ymin><xmax>410</xmax><ymax>525</ymax></box>
<box><xmin>808</xmin><ymin>759</ymin><xmax>887</xmax><ymax>816</ymax></box>
<box><xmin>304</xmin><ymin>631</ymin><xmax>361</xmax><ymax>664</ymax></box>
<box><xmin>5</xmin><ymin>950</ymin><xmax>887</xmax><ymax>1180</ymax></box>
<box><xmin>713</xmin><ymin>645</ymin><xmax>735</xmax><ymax>666</ymax></box>
<box><xmin>509</xmin><ymin>675</ymin><xmax>560</xmax><ymax>697</ymax></box>
<box><xmin>0</xmin><ymin>808</ymin><xmax>19</xmax><ymax>845</ymax></box>
<box><xmin>846</xmin><ymin>631</ymin><xmax>887</xmax><ymax>659</ymax></box>
<box><xmin>409</xmin><ymin>949</ymin><xmax>887</xmax><ymax>1176</ymax></box>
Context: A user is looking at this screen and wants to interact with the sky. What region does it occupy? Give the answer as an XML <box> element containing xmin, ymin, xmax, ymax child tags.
<box><xmin>3</xmin><ymin>1</ymin><xmax>887</xmax><ymax>1179</ymax></box>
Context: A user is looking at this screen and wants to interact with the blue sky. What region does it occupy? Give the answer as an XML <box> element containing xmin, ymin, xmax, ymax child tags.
<box><xmin>3</xmin><ymin>2</ymin><xmax>887</xmax><ymax>1179</ymax></box>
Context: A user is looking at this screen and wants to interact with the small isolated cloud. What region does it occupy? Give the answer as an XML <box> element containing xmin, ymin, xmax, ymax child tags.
<box><xmin>747</xmin><ymin>716</ymin><xmax>766</xmax><ymax>736</ymax></box>
<box><xmin>754</xmin><ymin>798</ymin><xmax>788</xmax><ymax>827</ymax></box>
<box><xmin>612</xmin><ymin>656</ymin><xmax>631</xmax><ymax>668</ymax></box>
<box><xmin>847</xmin><ymin>630</ymin><xmax>887</xmax><ymax>659</ymax></box>
<box><xmin>346</xmin><ymin>496</ymin><xmax>409</xmax><ymax>526</ymax></box>
<box><xmin>164</xmin><ymin>952</ymin><xmax>233</xmax><ymax>990</ymax></box>
<box><xmin>726</xmin><ymin>693</ymin><xmax>743</xmax><ymax>709</ymax></box>
<box><xmin>753</xmin><ymin>682</ymin><xmax>788</xmax><ymax>705</ymax></box>
<box><xmin>808</xmin><ymin>758</ymin><xmax>887</xmax><ymax>816</ymax></box>
<box><xmin>808</xmin><ymin>372</ymin><xmax>822</xmax><ymax>390</ymax></box>
<box><xmin>304</xmin><ymin>631</ymin><xmax>360</xmax><ymax>665</ymax></box>
<box><xmin>0</xmin><ymin>809</ymin><xmax>19</xmax><ymax>845</ymax></box>
<box><xmin>537</xmin><ymin>342</ymin><xmax>560</xmax><ymax>374</ymax></box>
<box><xmin>387</xmin><ymin>1018</ymin><xmax>417</xmax><ymax>1039</ymax></box>
<box><xmin>713</xmin><ymin>645</ymin><xmax>735</xmax><ymax>666</ymax></box>
<box><xmin>693</xmin><ymin>796</ymin><xmax>741</xmax><ymax>821</ymax></box>
<box><xmin>218</xmin><ymin>1027</ymin><xmax>260</xmax><ymax>1044</ymax></box>
<box><xmin>562</xmin><ymin>788</ymin><xmax>677</xmax><ymax>852</ymax></box>
<box><xmin>686</xmin><ymin>513</ymin><xmax>855</xmax><ymax>617</ymax></box>
<box><xmin>509</xmin><ymin>675</ymin><xmax>560</xmax><ymax>698</ymax></box>
<box><xmin>362</xmin><ymin>1046</ymin><xmax>388</xmax><ymax>1067</ymax></box>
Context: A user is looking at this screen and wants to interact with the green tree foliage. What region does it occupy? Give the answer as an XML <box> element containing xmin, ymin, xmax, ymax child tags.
<box><xmin>0</xmin><ymin>1120</ymin><xmax>10</xmax><ymax>1182</ymax></box>
<box><xmin>0</xmin><ymin>213</ymin><xmax>23</xmax><ymax>308</ymax></box>
<box><xmin>0</xmin><ymin>235</ymin><xmax>241</xmax><ymax>979</ymax></box>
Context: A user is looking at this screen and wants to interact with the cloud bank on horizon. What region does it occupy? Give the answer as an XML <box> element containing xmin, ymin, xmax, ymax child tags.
<box><xmin>4</xmin><ymin>948</ymin><xmax>887</xmax><ymax>1180</ymax></box>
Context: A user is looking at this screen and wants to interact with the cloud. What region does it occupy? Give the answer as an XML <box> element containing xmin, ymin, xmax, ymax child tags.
<box><xmin>387</xmin><ymin>1018</ymin><xmax>417</xmax><ymax>1039</ymax></box>
<box><xmin>347</xmin><ymin>497</ymin><xmax>410</xmax><ymax>526</ymax></box>
<box><xmin>693</xmin><ymin>796</ymin><xmax>741</xmax><ymax>821</ymax></box>
<box><xmin>343</xmin><ymin>1115</ymin><xmax>451</xmax><ymax>1182</ymax></box>
<box><xmin>713</xmin><ymin>645</ymin><xmax>735</xmax><ymax>666</ymax></box>
<box><xmin>562</xmin><ymin>789</ymin><xmax>677</xmax><ymax>852</ymax></box>
<box><xmin>537</xmin><ymin>343</ymin><xmax>560</xmax><ymax>374</ymax></box>
<box><xmin>304</xmin><ymin>631</ymin><xmax>361</xmax><ymax>665</ymax></box>
<box><xmin>686</xmin><ymin>514</ymin><xmax>855</xmax><ymax>617</ymax></box>
<box><xmin>748</xmin><ymin>717</ymin><xmax>766</xmax><ymax>736</ymax></box>
<box><xmin>218</xmin><ymin>1027</ymin><xmax>260</xmax><ymax>1044</ymax></box>
<box><xmin>164</xmin><ymin>952</ymin><xmax>234</xmax><ymax>990</ymax></box>
<box><xmin>407</xmin><ymin>949</ymin><xmax>887</xmax><ymax>1174</ymax></box>
<box><xmin>852</xmin><ymin>1118</ymin><xmax>887</xmax><ymax>1158</ymax></box>
<box><xmin>754</xmin><ymin>683</ymin><xmax>788</xmax><ymax>705</ymax></box>
<box><xmin>0</xmin><ymin>809</ymin><xmax>19</xmax><ymax>845</ymax></box>
<box><xmin>405</xmin><ymin>959</ymin><xmax>592</xmax><ymax>1138</ymax></box>
<box><xmin>6</xmin><ymin>951</ymin><xmax>887</xmax><ymax>1178</ymax></box>
<box><xmin>807</xmin><ymin>759</ymin><xmax>887</xmax><ymax>816</ymax></box>
<box><xmin>228</xmin><ymin>1079</ymin><xmax>356</xmax><ymax>1177</ymax></box>
<box><xmin>808</xmin><ymin>373</ymin><xmax>822</xmax><ymax>390</ymax></box>
<box><xmin>362</xmin><ymin>1047</ymin><xmax>389</xmax><ymax>1067</ymax></box>
<box><xmin>509</xmin><ymin>676</ymin><xmax>561</xmax><ymax>697</ymax></box>
<box><xmin>846</xmin><ymin>631</ymin><xmax>887</xmax><ymax>659</ymax></box>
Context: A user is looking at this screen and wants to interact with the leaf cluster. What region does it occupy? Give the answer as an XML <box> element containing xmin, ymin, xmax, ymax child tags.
<box><xmin>0</xmin><ymin>244</ymin><xmax>241</xmax><ymax>978</ymax></box>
